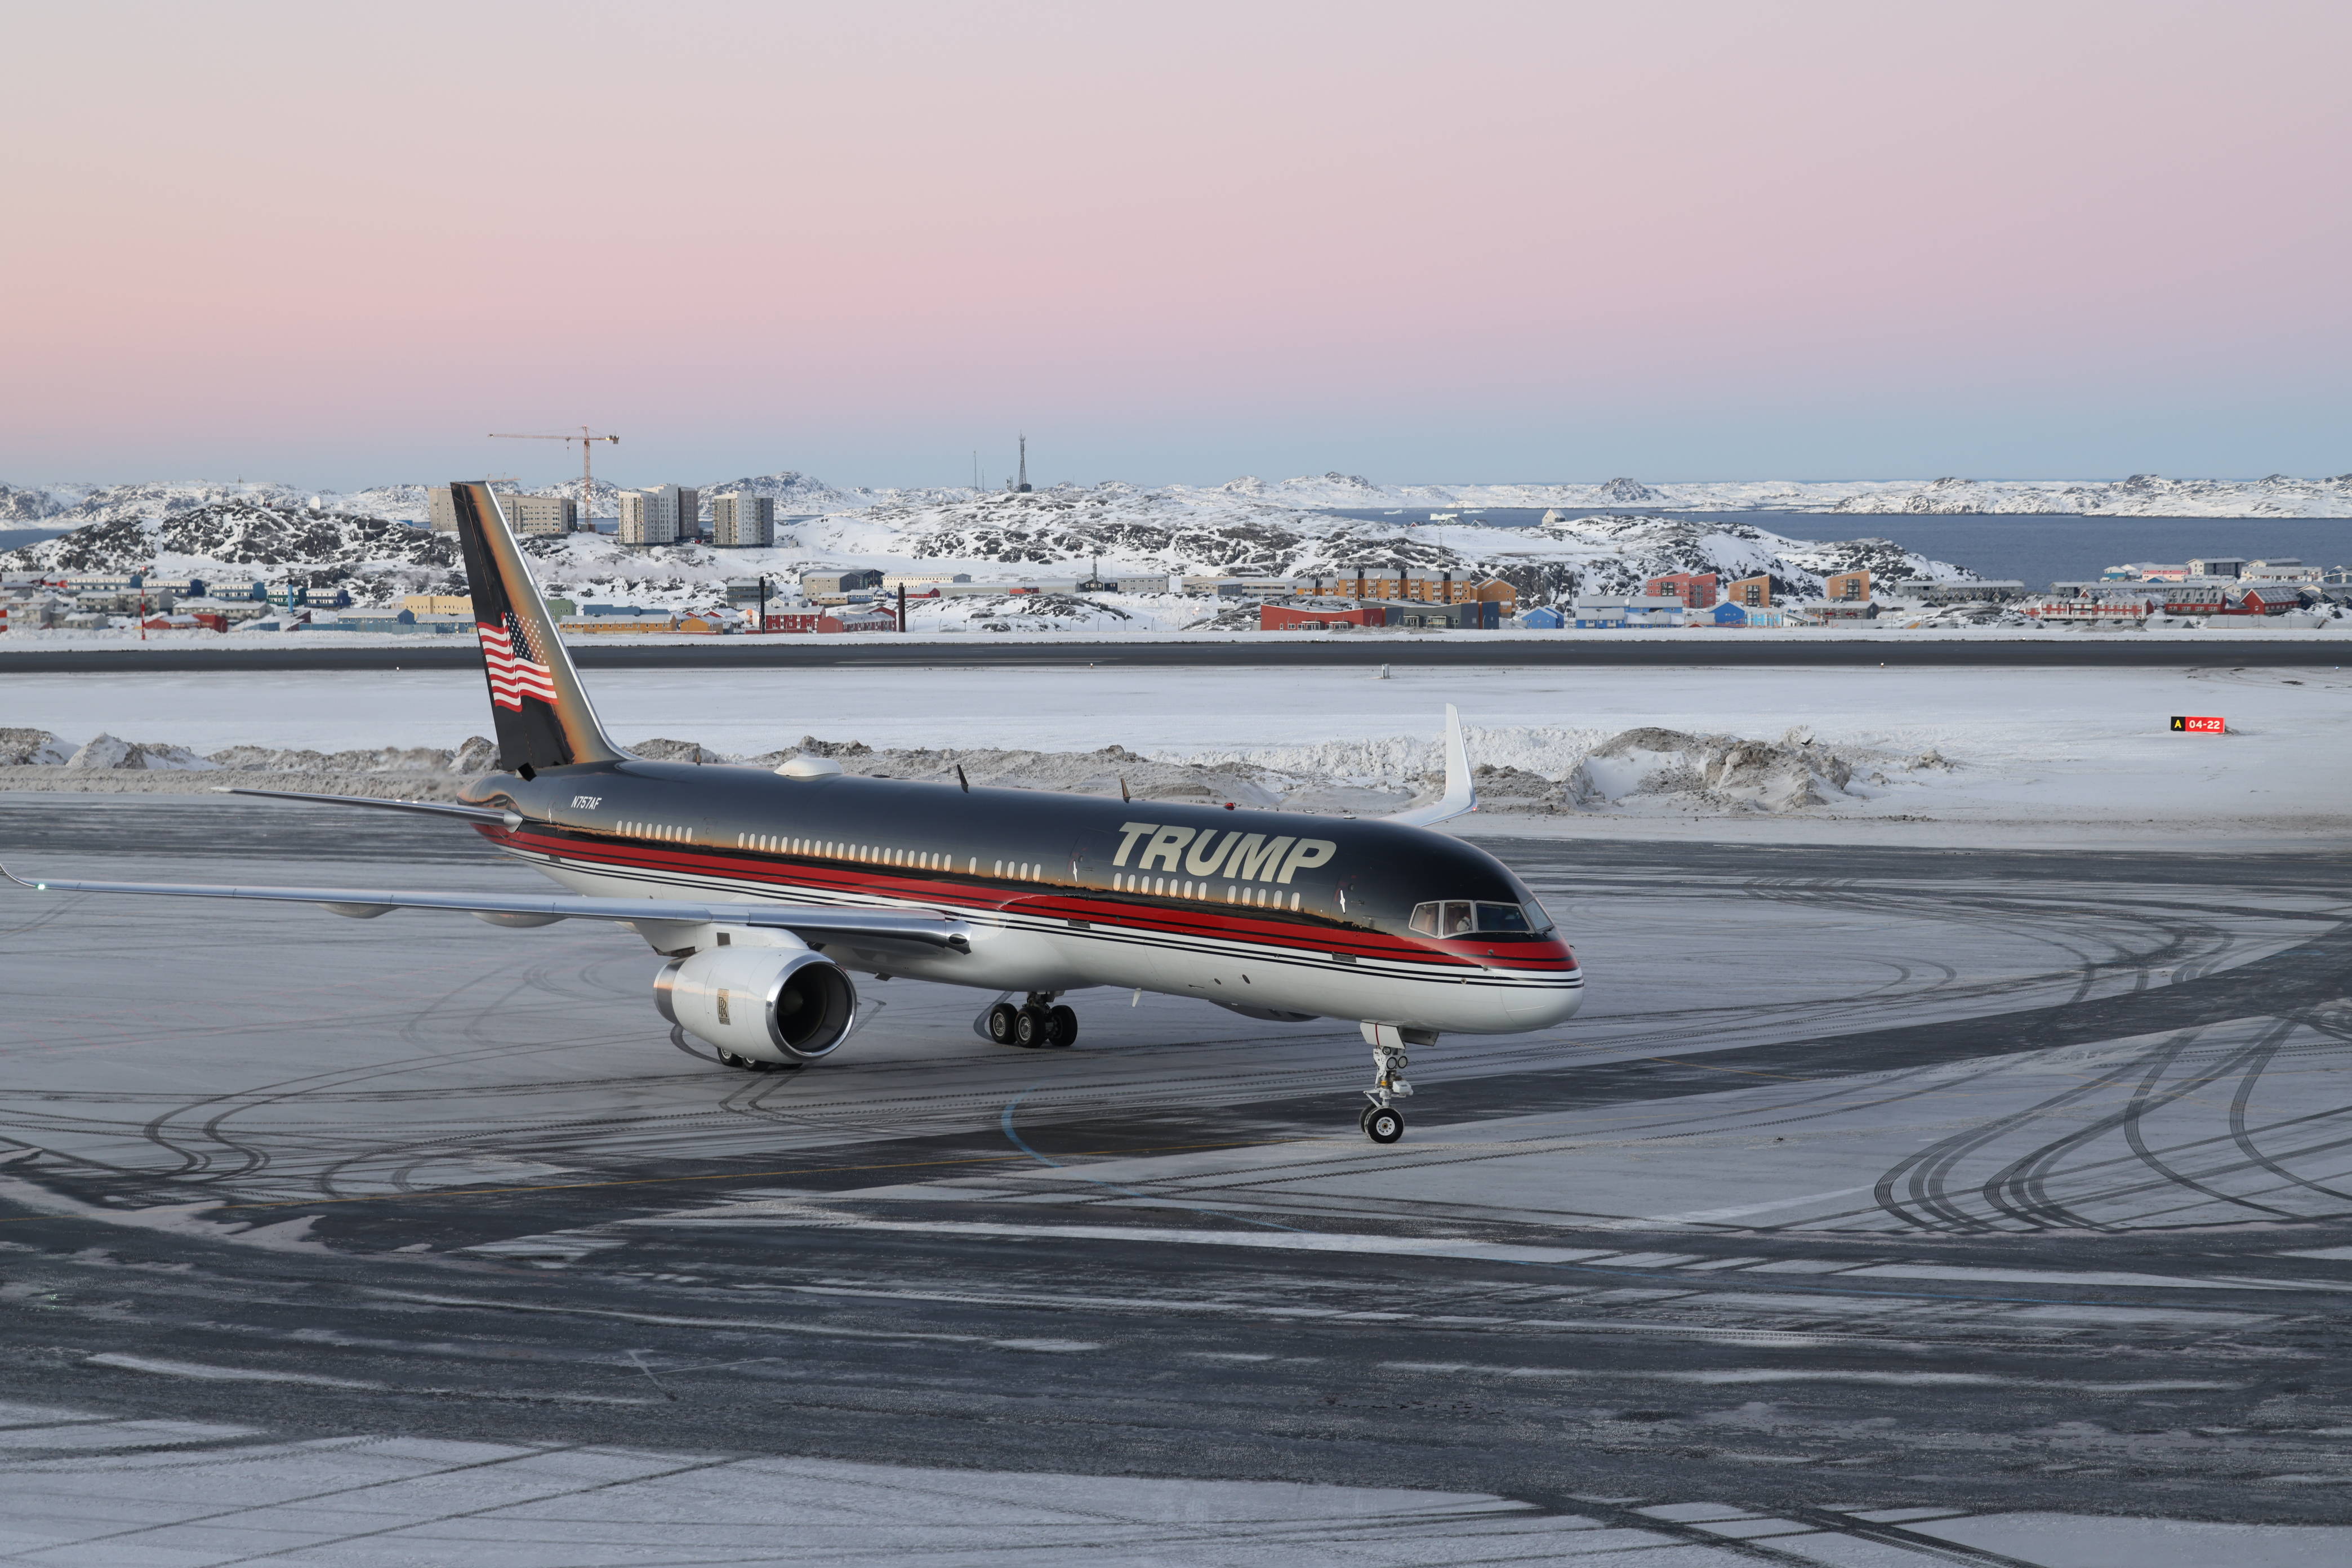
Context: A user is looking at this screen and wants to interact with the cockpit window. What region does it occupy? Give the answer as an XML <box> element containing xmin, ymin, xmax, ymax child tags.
<box><xmin>1409</xmin><ymin>900</ymin><xmax>1554</xmax><ymax>937</ymax></box>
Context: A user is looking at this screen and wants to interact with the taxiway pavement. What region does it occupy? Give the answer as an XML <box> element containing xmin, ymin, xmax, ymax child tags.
<box><xmin>3</xmin><ymin>796</ymin><xmax>2350</xmax><ymax>1562</ymax></box>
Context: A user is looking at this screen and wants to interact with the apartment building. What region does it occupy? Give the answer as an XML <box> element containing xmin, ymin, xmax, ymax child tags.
<box><xmin>426</xmin><ymin>487</ymin><xmax>577</xmax><ymax>536</ymax></box>
<box><xmin>618</xmin><ymin>485</ymin><xmax>700</xmax><ymax>547</ymax></box>
<box><xmin>710</xmin><ymin>493</ymin><xmax>775</xmax><ymax>549</ymax></box>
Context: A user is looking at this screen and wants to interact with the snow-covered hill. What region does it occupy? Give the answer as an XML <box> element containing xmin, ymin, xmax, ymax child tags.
<box><xmin>1192</xmin><ymin>470</ymin><xmax>2352</xmax><ymax>516</ymax></box>
<box><xmin>1</xmin><ymin>501</ymin><xmax>461</xmax><ymax>600</ymax></box>
<box><xmin>8</xmin><ymin>468</ymin><xmax>2352</xmax><ymax>529</ymax></box>
<box><xmin>0</xmin><ymin>479</ymin><xmax>1967</xmax><ymax>620</ymax></box>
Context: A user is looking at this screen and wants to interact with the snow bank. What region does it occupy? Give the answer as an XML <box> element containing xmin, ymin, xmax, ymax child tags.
<box><xmin>0</xmin><ymin>723</ymin><xmax>1953</xmax><ymax>819</ymax></box>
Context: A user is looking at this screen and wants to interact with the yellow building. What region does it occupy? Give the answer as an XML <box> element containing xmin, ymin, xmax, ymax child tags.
<box><xmin>402</xmin><ymin>594</ymin><xmax>474</xmax><ymax>616</ymax></box>
<box><xmin>559</xmin><ymin>614</ymin><xmax>678</xmax><ymax>635</ymax></box>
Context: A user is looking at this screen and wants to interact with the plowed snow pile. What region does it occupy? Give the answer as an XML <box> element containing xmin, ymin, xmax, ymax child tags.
<box><xmin>0</xmin><ymin>725</ymin><xmax>1947</xmax><ymax>817</ymax></box>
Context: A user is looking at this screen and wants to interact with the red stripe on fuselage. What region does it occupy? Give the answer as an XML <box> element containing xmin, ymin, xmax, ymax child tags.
<box><xmin>476</xmin><ymin>823</ymin><xmax>1577</xmax><ymax>974</ymax></box>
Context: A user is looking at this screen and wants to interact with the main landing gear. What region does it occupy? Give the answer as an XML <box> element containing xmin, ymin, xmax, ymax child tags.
<box><xmin>987</xmin><ymin>994</ymin><xmax>1077</xmax><ymax>1049</ymax></box>
<box><xmin>1360</xmin><ymin>1043</ymin><xmax>1413</xmax><ymax>1144</ymax></box>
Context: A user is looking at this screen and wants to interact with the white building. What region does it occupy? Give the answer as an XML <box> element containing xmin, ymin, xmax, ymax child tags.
<box><xmin>1571</xmin><ymin>594</ymin><xmax>1686</xmax><ymax>629</ymax></box>
<box><xmin>426</xmin><ymin>487</ymin><xmax>576</xmax><ymax>536</ymax></box>
<box><xmin>618</xmin><ymin>485</ymin><xmax>700</xmax><ymax>547</ymax></box>
<box><xmin>710</xmin><ymin>493</ymin><xmax>774</xmax><ymax>549</ymax></box>
<box><xmin>505</xmin><ymin>495</ymin><xmax>578</xmax><ymax>536</ymax></box>
<box><xmin>2248</xmin><ymin>558</ymin><xmax>2322</xmax><ymax>582</ymax></box>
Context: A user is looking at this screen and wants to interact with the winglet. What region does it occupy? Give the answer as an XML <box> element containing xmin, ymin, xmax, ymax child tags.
<box><xmin>1386</xmin><ymin>705</ymin><xmax>1476</xmax><ymax>828</ymax></box>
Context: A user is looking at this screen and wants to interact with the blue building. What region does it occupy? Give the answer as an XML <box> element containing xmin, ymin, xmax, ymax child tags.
<box><xmin>1711</xmin><ymin>602</ymin><xmax>1785</xmax><ymax>628</ymax></box>
<box><xmin>1521</xmin><ymin>605</ymin><xmax>1565</xmax><ymax>630</ymax></box>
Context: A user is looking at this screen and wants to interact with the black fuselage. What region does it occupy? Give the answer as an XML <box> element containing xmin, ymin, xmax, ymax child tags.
<box><xmin>464</xmin><ymin>758</ymin><xmax>1548</xmax><ymax>943</ymax></box>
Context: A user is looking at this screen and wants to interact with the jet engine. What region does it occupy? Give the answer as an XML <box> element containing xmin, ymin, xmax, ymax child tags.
<box><xmin>654</xmin><ymin>945</ymin><xmax>859</xmax><ymax>1064</ymax></box>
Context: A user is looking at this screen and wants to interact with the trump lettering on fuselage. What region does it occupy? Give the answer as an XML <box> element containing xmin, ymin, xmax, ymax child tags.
<box><xmin>1112</xmin><ymin>821</ymin><xmax>1336</xmax><ymax>885</ymax></box>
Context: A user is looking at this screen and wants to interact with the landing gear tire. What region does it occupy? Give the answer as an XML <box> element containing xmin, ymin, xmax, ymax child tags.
<box><xmin>1362</xmin><ymin>1104</ymin><xmax>1405</xmax><ymax>1144</ymax></box>
<box><xmin>718</xmin><ymin>1048</ymin><xmax>770</xmax><ymax>1072</ymax></box>
<box><xmin>1047</xmin><ymin>1004</ymin><xmax>1078</xmax><ymax>1048</ymax></box>
<box><xmin>987</xmin><ymin>1003</ymin><xmax>1020</xmax><ymax>1045</ymax></box>
<box><xmin>1014</xmin><ymin>1005</ymin><xmax>1052</xmax><ymax>1048</ymax></box>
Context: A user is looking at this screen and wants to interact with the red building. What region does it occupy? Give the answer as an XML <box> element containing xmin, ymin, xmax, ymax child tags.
<box><xmin>761</xmin><ymin>611</ymin><xmax>825</xmax><ymax>632</ymax></box>
<box><xmin>1260</xmin><ymin>603</ymin><xmax>1395</xmax><ymax>631</ymax></box>
<box><xmin>2161</xmin><ymin>585</ymin><xmax>2310</xmax><ymax>617</ymax></box>
<box><xmin>1643</xmin><ymin>572</ymin><xmax>1718</xmax><ymax>609</ymax></box>
<box><xmin>2231</xmin><ymin>585</ymin><xmax>2308</xmax><ymax>616</ymax></box>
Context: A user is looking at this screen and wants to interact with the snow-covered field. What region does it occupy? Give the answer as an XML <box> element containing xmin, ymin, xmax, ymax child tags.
<box><xmin>5</xmin><ymin>663</ymin><xmax>2344</xmax><ymax>848</ymax></box>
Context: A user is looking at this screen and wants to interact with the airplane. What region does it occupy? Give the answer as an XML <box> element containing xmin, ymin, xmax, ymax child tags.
<box><xmin>4</xmin><ymin>482</ymin><xmax>1583</xmax><ymax>1143</ymax></box>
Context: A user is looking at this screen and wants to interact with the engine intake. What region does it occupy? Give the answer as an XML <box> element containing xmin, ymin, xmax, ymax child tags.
<box><xmin>654</xmin><ymin>946</ymin><xmax>859</xmax><ymax>1063</ymax></box>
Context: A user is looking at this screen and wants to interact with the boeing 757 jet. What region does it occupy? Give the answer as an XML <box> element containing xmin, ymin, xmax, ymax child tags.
<box><xmin>6</xmin><ymin>482</ymin><xmax>1583</xmax><ymax>1141</ymax></box>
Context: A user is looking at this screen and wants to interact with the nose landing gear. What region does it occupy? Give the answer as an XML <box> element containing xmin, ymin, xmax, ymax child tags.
<box><xmin>1360</xmin><ymin>1044</ymin><xmax>1412</xmax><ymax>1143</ymax></box>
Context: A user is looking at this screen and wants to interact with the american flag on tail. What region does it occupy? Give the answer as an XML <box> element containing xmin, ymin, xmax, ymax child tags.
<box><xmin>476</xmin><ymin>611</ymin><xmax>559</xmax><ymax>711</ymax></box>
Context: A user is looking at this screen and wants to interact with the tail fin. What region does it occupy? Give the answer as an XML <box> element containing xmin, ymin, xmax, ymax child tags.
<box><xmin>447</xmin><ymin>482</ymin><xmax>625</xmax><ymax>775</ymax></box>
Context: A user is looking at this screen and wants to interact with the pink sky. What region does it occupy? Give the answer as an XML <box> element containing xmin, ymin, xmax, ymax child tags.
<box><xmin>3</xmin><ymin>0</ymin><xmax>2346</xmax><ymax>488</ymax></box>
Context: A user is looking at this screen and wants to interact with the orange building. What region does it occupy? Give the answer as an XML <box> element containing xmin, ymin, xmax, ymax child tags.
<box><xmin>1824</xmin><ymin>569</ymin><xmax>1872</xmax><ymax>602</ymax></box>
<box><xmin>1338</xmin><ymin>571</ymin><xmax>1518</xmax><ymax>616</ymax></box>
<box><xmin>1726</xmin><ymin>574</ymin><xmax>1772</xmax><ymax>608</ymax></box>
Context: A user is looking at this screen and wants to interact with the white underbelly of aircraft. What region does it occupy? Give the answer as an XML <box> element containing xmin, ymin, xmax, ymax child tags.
<box><xmin>519</xmin><ymin>850</ymin><xmax>1575</xmax><ymax>1032</ymax></box>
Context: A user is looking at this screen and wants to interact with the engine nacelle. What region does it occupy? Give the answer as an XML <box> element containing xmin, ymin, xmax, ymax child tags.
<box><xmin>654</xmin><ymin>946</ymin><xmax>859</xmax><ymax>1063</ymax></box>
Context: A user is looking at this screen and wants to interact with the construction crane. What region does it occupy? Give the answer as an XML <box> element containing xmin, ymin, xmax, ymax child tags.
<box><xmin>488</xmin><ymin>427</ymin><xmax>619</xmax><ymax>527</ymax></box>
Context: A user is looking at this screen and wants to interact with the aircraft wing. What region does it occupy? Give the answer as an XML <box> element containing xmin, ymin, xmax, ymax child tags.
<box><xmin>217</xmin><ymin>787</ymin><xmax>518</xmax><ymax>826</ymax></box>
<box><xmin>0</xmin><ymin>865</ymin><xmax>970</xmax><ymax>952</ymax></box>
<box><xmin>1384</xmin><ymin>704</ymin><xmax>1477</xmax><ymax>828</ymax></box>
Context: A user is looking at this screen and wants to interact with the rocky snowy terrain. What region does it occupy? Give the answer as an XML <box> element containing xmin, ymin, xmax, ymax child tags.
<box><xmin>1209</xmin><ymin>470</ymin><xmax>2352</xmax><ymax>516</ymax></box>
<box><xmin>0</xmin><ymin>477</ymin><xmax>1979</xmax><ymax>623</ymax></box>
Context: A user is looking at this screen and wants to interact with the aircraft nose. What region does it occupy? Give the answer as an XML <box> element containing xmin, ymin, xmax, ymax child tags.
<box><xmin>1505</xmin><ymin>977</ymin><xmax>1584</xmax><ymax>1028</ymax></box>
